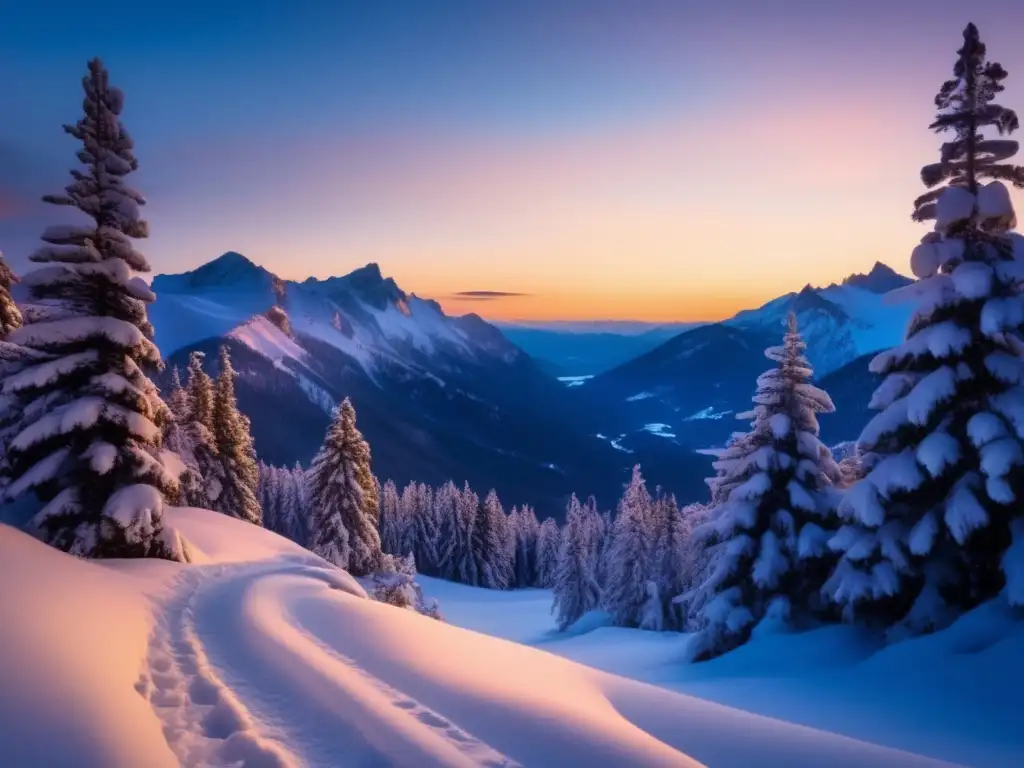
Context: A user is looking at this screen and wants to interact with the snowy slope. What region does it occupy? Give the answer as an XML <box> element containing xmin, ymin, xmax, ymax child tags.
<box><xmin>421</xmin><ymin>578</ymin><xmax>1023</xmax><ymax>768</ymax></box>
<box><xmin>1</xmin><ymin>512</ymin><xmax>958</xmax><ymax>768</ymax></box>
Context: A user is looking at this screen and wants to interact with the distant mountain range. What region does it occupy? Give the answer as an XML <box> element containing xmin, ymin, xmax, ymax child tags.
<box><xmin>146</xmin><ymin>254</ymin><xmax>909</xmax><ymax>515</ymax></box>
<box><xmin>149</xmin><ymin>253</ymin><xmax>709</xmax><ymax>517</ymax></box>
<box><xmin>570</xmin><ymin>262</ymin><xmax>913</xmax><ymax>454</ymax></box>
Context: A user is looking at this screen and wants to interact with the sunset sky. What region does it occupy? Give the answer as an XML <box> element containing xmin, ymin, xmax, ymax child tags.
<box><xmin>2</xmin><ymin>1</ymin><xmax>1024</xmax><ymax>321</ymax></box>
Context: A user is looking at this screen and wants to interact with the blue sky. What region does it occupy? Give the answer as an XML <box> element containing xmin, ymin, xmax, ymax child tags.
<box><xmin>3</xmin><ymin>1</ymin><xmax>1024</xmax><ymax>320</ymax></box>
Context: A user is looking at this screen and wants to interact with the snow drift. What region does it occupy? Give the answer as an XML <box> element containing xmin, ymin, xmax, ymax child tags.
<box><xmin>0</xmin><ymin>508</ymin><xmax>959</xmax><ymax>767</ymax></box>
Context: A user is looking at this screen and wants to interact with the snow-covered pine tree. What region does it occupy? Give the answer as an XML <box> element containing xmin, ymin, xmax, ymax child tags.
<box><xmin>413</xmin><ymin>482</ymin><xmax>438</xmax><ymax>574</ymax></box>
<box><xmin>456</xmin><ymin>482</ymin><xmax>480</xmax><ymax>585</ymax></box>
<box><xmin>210</xmin><ymin>346</ymin><xmax>260</xmax><ymax>524</ymax></box>
<box><xmin>535</xmin><ymin>517</ymin><xmax>561</xmax><ymax>588</ymax></box>
<box><xmin>2</xmin><ymin>60</ymin><xmax>184</xmax><ymax>559</ymax></box>
<box><xmin>280</xmin><ymin>467</ymin><xmax>304</xmax><ymax>542</ymax></box>
<box><xmin>162</xmin><ymin>366</ymin><xmax>203</xmax><ymax>504</ymax></box>
<box><xmin>689</xmin><ymin>314</ymin><xmax>839</xmax><ymax>659</ymax></box>
<box><xmin>307</xmin><ymin>398</ymin><xmax>382</xmax><ymax>575</ymax></box>
<box><xmin>514</xmin><ymin>504</ymin><xmax>540</xmax><ymax>588</ymax></box>
<box><xmin>434</xmin><ymin>480</ymin><xmax>463</xmax><ymax>580</ymax></box>
<box><xmin>399</xmin><ymin>482</ymin><xmax>419</xmax><ymax>560</ymax></box>
<box><xmin>379</xmin><ymin>479</ymin><xmax>405</xmax><ymax>555</ymax></box>
<box><xmin>828</xmin><ymin>23</ymin><xmax>1024</xmax><ymax>631</ymax></box>
<box><xmin>183</xmin><ymin>351</ymin><xmax>219</xmax><ymax>508</ymax></box>
<box><xmin>654</xmin><ymin>493</ymin><xmax>691</xmax><ymax>630</ymax></box>
<box><xmin>552</xmin><ymin>494</ymin><xmax>601</xmax><ymax>630</ymax></box>
<box><xmin>471</xmin><ymin>489</ymin><xmax>509</xmax><ymax>589</ymax></box>
<box><xmin>582</xmin><ymin>495</ymin><xmax>603</xmax><ymax>581</ymax></box>
<box><xmin>292</xmin><ymin>461</ymin><xmax>310</xmax><ymax>538</ymax></box>
<box><xmin>603</xmin><ymin>465</ymin><xmax>655</xmax><ymax>628</ymax></box>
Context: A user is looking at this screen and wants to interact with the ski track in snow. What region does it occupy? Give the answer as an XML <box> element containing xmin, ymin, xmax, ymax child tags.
<box><xmin>139</xmin><ymin>562</ymin><xmax>517</xmax><ymax>768</ymax></box>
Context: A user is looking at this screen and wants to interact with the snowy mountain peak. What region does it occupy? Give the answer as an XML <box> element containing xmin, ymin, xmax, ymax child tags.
<box><xmin>790</xmin><ymin>285</ymin><xmax>848</xmax><ymax>321</ymax></box>
<box><xmin>303</xmin><ymin>262</ymin><xmax>406</xmax><ymax>311</ymax></box>
<box><xmin>154</xmin><ymin>251</ymin><xmax>275</xmax><ymax>294</ymax></box>
<box><xmin>841</xmin><ymin>262</ymin><xmax>913</xmax><ymax>294</ymax></box>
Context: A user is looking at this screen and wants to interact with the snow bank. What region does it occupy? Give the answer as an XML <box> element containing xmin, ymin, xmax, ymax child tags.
<box><xmin>422</xmin><ymin>577</ymin><xmax>1023</xmax><ymax>767</ymax></box>
<box><xmin>0</xmin><ymin>524</ymin><xmax>177</xmax><ymax>767</ymax></box>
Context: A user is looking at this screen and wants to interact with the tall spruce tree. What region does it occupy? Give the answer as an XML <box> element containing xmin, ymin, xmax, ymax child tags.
<box><xmin>162</xmin><ymin>366</ymin><xmax>203</xmax><ymax>504</ymax></box>
<box><xmin>689</xmin><ymin>315</ymin><xmax>839</xmax><ymax>659</ymax></box>
<box><xmin>2</xmin><ymin>59</ymin><xmax>182</xmax><ymax>559</ymax></box>
<box><xmin>379</xmin><ymin>479</ymin><xmax>405</xmax><ymax>555</ymax></box>
<box><xmin>183</xmin><ymin>351</ymin><xmax>219</xmax><ymax>508</ymax></box>
<box><xmin>455</xmin><ymin>483</ymin><xmax>480</xmax><ymax>585</ymax></box>
<box><xmin>307</xmin><ymin>398</ymin><xmax>382</xmax><ymax>575</ymax></box>
<box><xmin>828</xmin><ymin>23</ymin><xmax>1024</xmax><ymax>631</ymax></box>
<box><xmin>413</xmin><ymin>482</ymin><xmax>438</xmax><ymax>574</ymax></box>
<box><xmin>210</xmin><ymin>346</ymin><xmax>260</xmax><ymax>524</ymax></box>
<box><xmin>514</xmin><ymin>504</ymin><xmax>540</xmax><ymax>587</ymax></box>
<box><xmin>653</xmin><ymin>493</ymin><xmax>691</xmax><ymax>630</ymax></box>
<box><xmin>535</xmin><ymin>517</ymin><xmax>561</xmax><ymax>588</ymax></box>
<box><xmin>434</xmin><ymin>480</ymin><xmax>464</xmax><ymax>580</ymax></box>
<box><xmin>603</xmin><ymin>465</ymin><xmax>655</xmax><ymax>628</ymax></box>
<box><xmin>552</xmin><ymin>494</ymin><xmax>601</xmax><ymax>630</ymax></box>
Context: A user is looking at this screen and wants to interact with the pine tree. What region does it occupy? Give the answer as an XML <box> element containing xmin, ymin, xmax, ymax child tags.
<box><xmin>434</xmin><ymin>480</ymin><xmax>463</xmax><ymax>580</ymax></box>
<box><xmin>2</xmin><ymin>59</ymin><xmax>182</xmax><ymax>559</ymax></box>
<box><xmin>514</xmin><ymin>504</ymin><xmax>541</xmax><ymax>587</ymax></box>
<box><xmin>413</xmin><ymin>482</ymin><xmax>438</xmax><ymax>574</ymax></box>
<box><xmin>162</xmin><ymin>366</ymin><xmax>203</xmax><ymax>504</ymax></box>
<box><xmin>456</xmin><ymin>482</ymin><xmax>479</xmax><ymax>585</ymax></box>
<box><xmin>471</xmin><ymin>489</ymin><xmax>509</xmax><ymax>588</ymax></box>
<box><xmin>293</xmin><ymin>461</ymin><xmax>309</xmax><ymax>541</ymax></box>
<box><xmin>400</xmin><ymin>482</ymin><xmax>420</xmax><ymax>560</ymax></box>
<box><xmin>552</xmin><ymin>494</ymin><xmax>601</xmax><ymax>630</ymax></box>
<box><xmin>653</xmin><ymin>493</ymin><xmax>691</xmax><ymax>630</ymax></box>
<box><xmin>183</xmin><ymin>351</ymin><xmax>219</xmax><ymax>508</ymax></box>
<box><xmin>280</xmin><ymin>468</ymin><xmax>303</xmax><ymax>542</ymax></box>
<box><xmin>829</xmin><ymin>24</ymin><xmax>1024</xmax><ymax>632</ymax></box>
<box><xmin>379</xmin><ymin>479</ymin><xmax>405</xmax><ymax>555</ymax></box>
<box><xmin>535</xmin><ymin>517</ymin><xmax>561</xmax><ymax>588</ymax></box>
<box><xmin>210</xmin><ymin>346</ymin><xmax>260</xmax><ymax>524</ymax></box>
<box><xmin>691</xmin><ymin>315</ymin><xmax>839</xmax><ymax>659</ymax></box>
<box><xmin>307</xmin><ymin>398</ymin><xmax>382</xmax><ymax>575</ymax></box>
<box><xmin>603</xmin><ymin>465</ymin><xmax>655</xmax><ymax>628</ymax></box>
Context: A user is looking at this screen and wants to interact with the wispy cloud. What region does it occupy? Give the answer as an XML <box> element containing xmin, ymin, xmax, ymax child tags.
<box><xmin>450</xmin><ymin>290</ymin><xmax>532</xmax><ymax>300</ymax></box>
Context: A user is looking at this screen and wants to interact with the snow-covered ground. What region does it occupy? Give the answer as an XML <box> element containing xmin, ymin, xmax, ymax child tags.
<box><xmin>421</xmin><ymin>577</ymin><xmax>1024</xmax><ymax>768</ymax></box>
<box><xmin>0</xmin><ymin>509</ymin><xmax>978</xmax><ymax>768</ymax></box>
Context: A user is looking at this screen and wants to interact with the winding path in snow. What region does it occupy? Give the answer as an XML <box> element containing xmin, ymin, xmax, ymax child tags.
<box><xmin>141</xmin><ymin>563</ymin><xmax>517</xmax><ymax>768</ymax></box>
<box><xmin>137</xmin><ymin>560</ymin><xmax>959</xmax><ymax>768</ymax></box>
